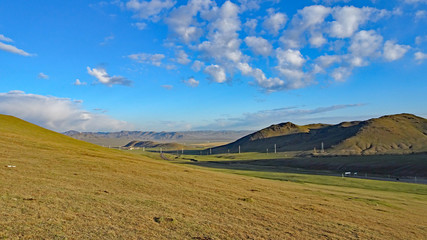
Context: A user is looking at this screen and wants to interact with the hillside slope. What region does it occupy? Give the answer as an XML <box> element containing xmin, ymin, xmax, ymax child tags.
<box><xmin>1</xmin><ymin>114</ymin><xmax>427</xmax><ymax>239</ymax></box>
<box><xmin>213</xmin><ymin>114</ymin><xmax>427</xmax><ymax>155</ymax></box>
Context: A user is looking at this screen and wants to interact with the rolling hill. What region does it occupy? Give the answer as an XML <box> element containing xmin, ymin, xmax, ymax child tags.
<box><xmin>1</xmin><ymin>114</ymin><xmax>427</xmax><ymax>239</ymax></box>
<box><xmin>213</xmin><ymin>113</ymin><xmax>427</xmax><ymax>155</ymax></box>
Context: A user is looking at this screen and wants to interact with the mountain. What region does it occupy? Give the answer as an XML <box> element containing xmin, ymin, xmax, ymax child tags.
<box><xmin>213</xmin><ymin>114</ymin><xmax>427</xmax><ymax>155</ymax></box>
<box><xmin>63</xmin><ymin>130</ymin><xmax>252</xmax><ymax>146</ymax></box>
<box><xmin>123</xmin><ymin>140</ymin><xmax>186</xmax><ymax>150</ymax></box>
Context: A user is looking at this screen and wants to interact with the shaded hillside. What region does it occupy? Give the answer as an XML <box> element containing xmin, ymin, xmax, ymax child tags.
<box><xmin>124</xmin><ymin>140</ymin><xmax>186</xmax><ymax>150</ymax></box>
<box><xmin>64</xmin><ymin>130</ymin><xmax>252</xmax><ymax>146</ymax></box>
<box><xmin>2</xmin><ymin>114</ymin><xmax>427</xmax><ymax>239</ymax></box>
<box><xmin>213</xmin><ymin>114</ymin><xmax>427</xmax><ymax>155</ymax></box>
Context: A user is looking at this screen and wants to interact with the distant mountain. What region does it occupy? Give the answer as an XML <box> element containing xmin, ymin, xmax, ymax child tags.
<box><xmin>212</xmin><ymin>114</ymin><xmax>427</xmax><ymax>155</ymax></box>
<box><xmin>63</xmin><ymin>130</ymin><xmax>252</xmax><ymax>146</ymax></box>
<box><xmin>123</xmin><ymin>140</ymin><xmax>186</xmax><ymax>150</ymax></box>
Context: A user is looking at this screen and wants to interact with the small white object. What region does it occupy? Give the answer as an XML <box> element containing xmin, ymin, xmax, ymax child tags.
<box><xmin>6</xmin><ymin>165</ymin><xmax>16</xmax><ymax>168</ymax></box>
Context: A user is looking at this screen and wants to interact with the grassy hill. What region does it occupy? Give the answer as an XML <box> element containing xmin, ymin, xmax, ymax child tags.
<box><xmin>1</xmin><ymin>114</ymin><xmax>427</xmax><ymax>239</ymax></box>
<box><xmin>213</xmin><ymin>113</ymin><xmax>427</xmax><ymax>155</ymax></box>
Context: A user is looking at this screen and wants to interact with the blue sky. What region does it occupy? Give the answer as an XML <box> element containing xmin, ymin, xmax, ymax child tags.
<box><xmin>0</xmin><ymin>0</ymin><xmax>426</xmax><ymax>132</ymax></box>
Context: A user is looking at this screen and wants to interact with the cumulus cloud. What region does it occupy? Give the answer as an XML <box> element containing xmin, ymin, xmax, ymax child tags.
<box><xmin>128</xmin><ymin>53</ymin><xmax>165</xmax><ymax>66</ymax></box>
<box><xmin>198</xmin><ymin>103</ymin><xmax>364</xmax><ymax>130</ymax></box>
<box><xmin>204</xmin><ymin>64</ymin><xmax>227</xmax><ymax>83</ymax></box>
<box><xmin>0</xmin><ymin>91</ymin><xmax>131</xmax><ymax>132</ymax></box>
<box><xmin>174</xmin><ymin>50</ymin><xmax>191</xmax><ymax>64</ymax></box>
<box><xmin>383</xmin><ymin>40</ymin><xmax>410</xmax><ymax>61</ymax></box>
<box><xmin>414</xmin><ymin>51</ymin><xmax>427</xmax><ymax>62</ymax></box>
<box><xmin>244</xmin><ymin>36</ymin><xmax>272</xmax><ymax>56</ymax></box>
<box><xmin>263</xmin><ymin>9</ymin><xmax>287</xmax><ymax>35</ymax></box>
<box><xmin>184</xmin><ymin>77</ymin><xmax>199</xmax><ymax>87</ymax></box>
<box><xmin>329</xmin><ymin>6</ymin><xmax>386</xmax><ymax>38</ymax></box>
<box><xmin>191</xmin><ymin>60</ymin><xmax>205</xmax><ymax>72</ymax></box>
<box><xmin>126</xmin><ymin>0</ymin><xmax>176</xmax><ymax>21</ymax></box>
<box><xmin>87</xmin><ymin>67</ymin><xmax>132</xmax><ymax>86</ymax></box>
<box><xmin>38</xmin><ymin>72</ymin><xmax>49</xmax><ymax>79</ymax></box>
<box><xmin>74</xmin><ymin>79</ymin><xmax>87</xmax><ymax>86</ymax></box>
<box><xmin>349</xmin><ymin>30</ymin><xmax>383</xmax><ymax>59</ymax></box>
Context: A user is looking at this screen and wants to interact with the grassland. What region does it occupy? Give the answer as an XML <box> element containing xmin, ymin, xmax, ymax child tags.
<box><xmin>1</xmin><ymin>114</ymin><xmax>427</xmax><ymax>239</ymax></box>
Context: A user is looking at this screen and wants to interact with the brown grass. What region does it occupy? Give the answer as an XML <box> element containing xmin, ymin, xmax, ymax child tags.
<box><xmin>1</xmin><ymin>115</ymin><xmax>427</xmax><ymax>239</ymax></box>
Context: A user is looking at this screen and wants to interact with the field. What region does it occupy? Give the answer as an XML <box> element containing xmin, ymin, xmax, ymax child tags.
<box><xmin>1</xmin><ymin>115</ymin><xmax>427</xmax><ymax>239</ymax></box>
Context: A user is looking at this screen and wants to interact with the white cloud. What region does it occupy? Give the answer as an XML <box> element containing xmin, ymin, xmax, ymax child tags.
<box><xmin>74</xmin><ymin>79</ymin><xmax>87</xmax><ymax>86</ymax></box>
<box><xmin>184</xmin><ymin>77</ymin><xmax>199</xmax><ymax>87</ymax></box>
<box><xmin>415</xmin><ymin>35</ymin><xmax>427</xmax><ymax>45</ymax></box>
<box><xmin>281</xmin><ymin>5</ymin><xmax>331</xmax><ymax>48</ymax></box>
<box><xmin>87</xmin><ymin>67</ymin><xmax>132</xmax><ymax>86</ymax></box>
<box><xmin>165</xmin><ymin>0</ymin><xmax>213</xmax><ymax>43</ymax></box>
<box><xmin>133</xmin><ymin>22</ymin><xmax>147</xmax><ymax>30</ymax></box>
<box><xmin>204</xmin><ymin>64</ymin><xmax>227</xmax><ymax>83</ymax></box>
<box><xmin>38</xmin><ymin>72</ymin><xmax>49</xmax><ymax>79</ymax></box>
<box><xmin>263</xmin><ymin>9</ymin><xmax>287</xmax><ymax>35</ymax></box>
<box><xmin>128</xmin><ymin>53</ymin><xmax>165</xmax><ymax>66</ymax></box>
<box><xmin>329</xmin><ymin>6</ymin><xmax>386</xmax><ymax>38</ymax></box>
<box><xmin>161</xmin><ymin>84</ymin><xmax>173</xmax><ymax>90</ymax></box>
<box><xmin>237</xmin><ymin>0</ymin><xmax>261</xmax><ymax>12</ymax></box>
<box><xmin>244</xmin><ymin>36</ymin><xmax>272</xmax><ymax>56</ymax></box>
<box><xmin>276</xmin><ymin>48</ymin><xmax>306</xmax><ymax>67</ymax></box>
<box><xmin>191</xmin><ymin>60</ymin><xmax>205</xmax><ymax>72</ymax></box>
<box><xmin>404</xmin><ymin>0</ymin><xmax>427</xmax><ymax>4</ymax></box>
<box><xmin>349</xmin><ymin>30</ymin><xmax>383</xmax><ymax>58</ymax></box>
<box><xmin>126</xmin><ymin>0</ymin><xmax>176</xmax><ymax>21</ymax></box>
<box><xmin>0</xmin><ymin>42</ymin><xmax>33</xmax><ymax>56</ymax></box>
<box><xmin>243</xmin><ymin>18</ymin><xmax>258</xmax><ymax>34</ymax></box>
<box><xmin>331</xmin><ymin>66</ymin><xmax>352</xmax><ymax>81</ymax></box>
<box><xmin>415</xmin><ymin>10</ymin><xmax>427</xmax><ymax>19</ymax></box>
<box><xmin>0</xmin><ymin>91</ymin><xmax>131</xmax><ymax>132</ymax></box>
<box><xmin>174</xmin><ymin>50</ymin><xmax>191</xmax><ymax>64</ymax></box>
<box><xmin>383</xmin><ymin>40</ymin><xmax>410</xmax><ymax>61</ymax></box>
<box><xmin>0</xmin><ymin>34</ymin><xmax>13</xmax><ymax>42</ymax></box>
<box><xmin>100</xmin><ymin>34</ymin><xmax>114</xmax><ymax>45</ymax></box>
<box><xmin>414</xmin><ymin>51</ymin><xmax>427</xmax><ymax>62</ymax></box>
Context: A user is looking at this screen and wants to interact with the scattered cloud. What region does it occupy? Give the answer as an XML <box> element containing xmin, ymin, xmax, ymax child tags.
<box><xmin>174</xmin><ymin>50</ymin><xmax>191</xmax><ymax>64</ymax></box>
<box><xmin>0</xmin><ymin>34</ymin><xmax>13</xmax><ymax>42</ymax></box>
<box><xmin>87</xmin><ymin>67</ymin><xmax>132</xmax><ymax>86</ymax></box>
<box><xmin>0</xmin><ymin>34</ymin><xmax>33</xmax><ymax>56</ymax></box>
<box><xmin>100</xmin><ymin>34</ymin><xmax>114</xmax><ymax>45</ymax></box>
<box><xmin>204</xmin><ymin>65</ymin><xmax>227</xmax><ymax>83</ymax></box>
<box><xmin>128</xmin><ymin>53</ymin><xmax>165</xmax><ymax>66</ymax></box>
<box><xmin>37</xmin><ymin>72</ymin><xmax>49</xmax><ymax>79</ymax></box>
<box><xmin>191</xmin><ymin>60</ymin><xmax>205</xmax><ymax>72</ymax></box>
<box><xmin>415</xmin><ymin>10</ymin><xmax>427</xmax><ymax>20</ymax></box>
<box><xmin>244</xmin><ymin>36</ymin><xmax>272</xmax><ymax>57</ymax></box>
<box><xmin>161</xmin><ymin>84</ymin><xmax>173</xmax><ymax>90</ymax></box>
<box><xmin>404</xmin><ymin>0</ymin><xmax>427</xmax><ymax>4</ymax></box>
<box><xmin>0</xmin><ymin>91</ymin><xmax>132</xmax><ymax>132</ymax></box>
<box><xmin>414</xmin><ymin>51</ymin><xmax>427</xmax><ymax>62</ymax></box>
<box><xmin>383</xmin><ymin>40</ymin><xmax>410</xmax><ymax>61</ymax></box>
<box><xmin>133</xmin><ymin>22</ymin><xmax>147</xmax><ymax>30</ymax></box>
<box><xmin>184</xmin><ymin>77</ymin><xmax>199</xmax><ymax>87</ymax></box>
<box><xmin>126</xmin><ymin>0</ymin><xmax>176</xmax><ymax>21</ymax></box>
<box><xmin>263</xmin><ymin>9</ymin><xmax>287</xmax><ymax>35</ymax></box>
<box><xmin>74</xmin><ymin>79</ymin><xmax>87</xmax><ymax>86</ymax></box>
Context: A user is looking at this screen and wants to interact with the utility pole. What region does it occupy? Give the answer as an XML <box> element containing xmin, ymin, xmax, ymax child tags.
<box><xmin>238</xmin><ymin>145</ymin><xmax>241</xmax><ymax>154</ymax></box>
<box><xmin>266</xmin><ymin>148</ymin><xmax>269</xmax><ymax>154</ymax></box>
<box><xmin>209</xmin><ymin>148</ymin><xmax>212</xmax><ymax>155</ymax></box>
<box><xmin>143</xmin><ymin>147</ymin><xmax>145</xmax><ymax>152</ymax></box>
<box><xmin>160</xmin><ymin>148</ymin><xmax>162</xmax><ymax>154</ymax></box>
<box><xmin>321</xmin><ymin>142</ymin><xmax>324</xmax><ymax>153</ymax></box>
<box><xmin>274</xmin><ymin>144</ymin><xmax>277</xmax><ymax>154</ymax></box>
<box><xmin>182</xmin><ymin>148</ymin><xmax>184</xmax><ymax>154</ymax></box>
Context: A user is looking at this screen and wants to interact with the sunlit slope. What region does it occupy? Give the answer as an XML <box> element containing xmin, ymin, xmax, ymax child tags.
<box><xmin>213</xmin><ymin>114</ymin><xmax>427</xmax><ymax>155</ymax></box>
<box><xmin>1</xmin><ymin>114</ymin><xmax>427</xmax><ymax>239</ymax></box>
